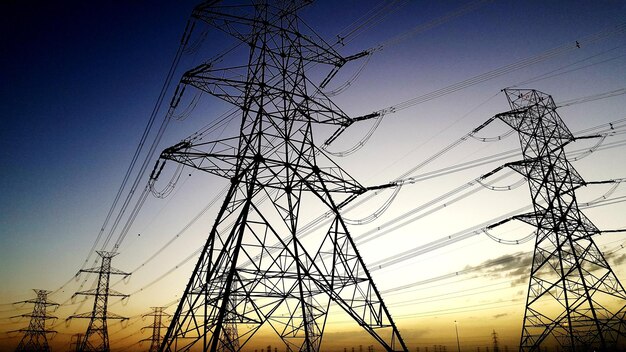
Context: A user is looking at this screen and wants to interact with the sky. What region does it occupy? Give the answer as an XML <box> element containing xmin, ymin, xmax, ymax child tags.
<box><xmin>1</xmin><ymin>0</ymin><xmax>626</xmax><ymax>351</ymax></box>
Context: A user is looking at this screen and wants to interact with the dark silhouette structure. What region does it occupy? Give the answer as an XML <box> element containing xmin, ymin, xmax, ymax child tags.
<box><xmin>152</xmin><ymin>1</ymin><xmax>406</xmax><ymax>351</ymax></box>
<box><xmin>12</xmin><ymin>289</ymin><xmax>58</xmax><ymax>352</ymax></box>
<box><xmin>142</xmin><ymin>307</ymin><xmax>170</xmax><ymax>352</ymax></box>
<box><xmin>69</xmin><ymin>251</ymin><xmax>129</xmax><ymax>351</ymax></box>
<box><xmin>493</xmin><ymin>89</ymin><xmax>626</xmax><ymax>351</ymax></box>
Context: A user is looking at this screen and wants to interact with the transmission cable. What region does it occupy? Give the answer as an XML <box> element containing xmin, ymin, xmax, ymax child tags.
<box><xmin>557</xmin><ymin>87</ymin><xmax>626</xmax><ymax>108</ymax></box>
<box><xmin>77</xmin><ymin>18</ymin><xmax>196</xmax><ymax>271</ymax></box>
<box><xmin>374</xmin><ymin>23</ymin><xmax>626</xmax><ymax>114</ymax></box>
<box><xmin>510</xmin><ymin>44</ymin><xmax>626</xmax><ymax>88</ymax></box>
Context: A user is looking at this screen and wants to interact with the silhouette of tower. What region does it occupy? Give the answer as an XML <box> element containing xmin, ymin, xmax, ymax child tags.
<box><xmin>491</xmin><ymin>330</ymin><xmax>499</xmax><ymax>352</ymax></box>
<box><xmin>68</xmin><ymin>251</ymin><xmax>129</xmax><ymax>351</ymax></box>
<box><xmin>142</xmin><ymin>307</ymin><xmax>170</xmax><ymax>352</ymax></box>
<box><xmin>69</xmin><ymin>333</ymin><xmax>85</xmax><ymax>352</ymax></box>
<box><xmin>494</xmin><ymin>89</ymin><xmax>626</xmax><ymax>351</ymax></box>
<box><xmin>12</xmin><ymin>289</ymin><xmax>58</xmax><ymax>352</ymax></box>
<box><xmin>153</xmin><ymin>1</ymin><xmax>406</xmax><ymax>351</ymax></box>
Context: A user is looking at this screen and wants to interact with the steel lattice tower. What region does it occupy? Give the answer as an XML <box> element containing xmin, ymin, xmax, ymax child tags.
<box><xmin>12</xmin><ymin>289</ymin><xmax>59</xmax><ymax>352</ymax></box>
<box><xmin>154</xmin><ymin>1</ymin><xmax>407</xmax><ymax>351</ymax></box>
<box><xmin>142</xmin><ymin>307</ymin><xmax>170</xmax><ymax>352</ymax></box>
<box><xmin>69</xmin><ymin>333</ymin><xmax>85</xmax><ymax>352</ymax></box>
<box><xmin>495</xmin><ymin>89</ymin><xmax>626</xmax><ymax>351</ymax></box>
<box><xmin>69</xmin><ymin>251</ymin><xmax>129</xmax><ymax>352</ymax></box>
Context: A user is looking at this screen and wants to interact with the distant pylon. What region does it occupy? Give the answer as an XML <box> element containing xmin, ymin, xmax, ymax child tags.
<box><xmin>153</xmin><ymin>1</ymin><xmax>406</xmax><ymax>352</ymax></box>
<box><xmin>12</xmin><ymin>289</ymin><xmax>59</xmax><ymax>352</ymax></box>
<box><xmin>491</xmin><ymin>330</ymin><xmax>499</xmax><ymax>352</ymax></box>
<box><xmin>68</xmin><ymin>251</ymin><xmax>129</xmax><ymax>351</ymax></box>
<box><xmin>69</xmin><ymin>333</ymin><xmax>84</xmax><ymax>352</ymax></box>
<box><xmin>141</xmin><ymin>307</ymin><xmax>170</xmax><ymax>352</ymax></box>
<box><xmin>494</xmin><ymin>89</ymin><xmax>626</xmax><ymax>351</ymax></box>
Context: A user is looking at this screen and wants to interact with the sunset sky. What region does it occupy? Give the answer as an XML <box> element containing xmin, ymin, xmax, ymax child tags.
<box><xmin>1</xmin><ymin>1</ymin><xmax>626</xmax><ymax>351</ymax></box>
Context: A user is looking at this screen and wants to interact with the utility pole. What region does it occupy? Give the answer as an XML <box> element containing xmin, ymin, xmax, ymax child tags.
<box><xmin>141</xmin><ymin>307</ymin><xmax>170</xmax><ymax>352</ymax></box>
<box><xmin>68</xmin><ymin>251</ymin><xmax>129</xmax><ymax>351</ymax></box>
<box><xmin>12</xmin><ymin>289</ymin><xmax>58</xmax><ymax>352</ymax></box>
<box><xmin>491</xmin><ymin>89</ymin><xmax>626</xmax><ymax>351</ymax></box>
<box><xmin>154</xmin><ymin>1</ymin><xmax>407</xmax><ymax>352</ymax></box>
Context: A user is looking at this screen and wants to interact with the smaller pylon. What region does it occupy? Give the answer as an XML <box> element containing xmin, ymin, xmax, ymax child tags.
<box><xmin>491</xmin><ymin>330</ymin><xmax>499</xmax><ymax>352</ymax></box>
<box><xmin>68</xmin><ymin>333</ymin><xmax>84</xmax><ymax>352</ymax></box>
<box><xmin>68</xmin><ymin>251</ymin><xmax>129</xmax><ymax>351</ymax></box>
<box><xmin>12</xmin><ymin>289</ymin><xmax>59</xmax><ymax>352</ymax></box>
<box><xmin>140</xmin><ymin>307</ymin><xmax>170</xmax><ymax>352</ymax></box>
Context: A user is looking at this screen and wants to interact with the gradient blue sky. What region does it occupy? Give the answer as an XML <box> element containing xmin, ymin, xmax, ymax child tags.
<box><xmin>1</xmin><ymin>1</ymin><xmax>626</xmax><ymax>351</ymax></box>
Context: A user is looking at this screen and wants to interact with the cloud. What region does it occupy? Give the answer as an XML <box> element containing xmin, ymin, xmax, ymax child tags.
<box><xmin>461</xmin><ymin>251</ymin><xmax>532</xmax><ymax>285</ymax></box>
<box><xmin>608</xmin><ymin>253</ymin><xmax>626</xmax><ymax>265</ymax></box>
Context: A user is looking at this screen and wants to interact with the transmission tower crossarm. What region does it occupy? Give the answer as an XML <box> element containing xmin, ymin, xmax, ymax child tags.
<box><xmin>323</xmin><ymin>111</ymin><xmax>382</xmax><ymax>147</ymax></box>
<box><xmin>79</xmin><ymin>266</ymin><xmax>129</xmax><ymax>276</ymax></box>
<box><xmin>574</xmin><ymin>177</ymin><xmax>626</xmax><ymax>188</ymax></box>
<box><xmin>73</xmin><ymin>288</ymin><xmax>130</xmax><ymax>298</ymax></box>
<box><xmin>320</xmin><ymin>49</ymin><xmax>371</xmax><ymax>89</ymax></box>
<box><xmin>192</xmin><ymin>1</ymin><xmax>343</xmax><ymax>64</ymax></box>
<box><xmin>156</xmin><ymin>139</ymin><xmax>366</xmax><ymax>194</ymax></box>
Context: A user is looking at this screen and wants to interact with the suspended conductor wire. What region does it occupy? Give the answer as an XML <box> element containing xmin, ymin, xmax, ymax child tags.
<box><xmin>78</xmin><ymin>17</ymin><xmax>196</xmax><ymax>274</ymax></box>
<box><xmin>576</xmin><ymin>116</ymin><xmax>626</xmax><ymax>135</ymax></box>
<box><xmin>469</xmin><ymin>129</ymin><xmax>515</xmax><ymax>142</ymax></box>
<box><xmin>363</xmin><ymin>241</ymin><xmax>626</xmax><ymax>316</ymax></box>
<box><xmin>482</xmin><ymin>228</ymin><xmax>535</xmax><ymax>245</ymax></box>
<box><xmin>323</xmin><ymin>112</ymin><xmax>384</xmax><ymax>157</ymax></box>
<box><xmin>578</xmin><ymin>183</ymin><xmax>623</xmax><ymax>207</ymax></box>
<box><xmin>111</xmin><ymin>248</ymin><xmax>202</xmax><ymax>303</ymax></box>
<box><xmin>323</xmin><ymin>24</ymin><xmax>625</xmax><ymax>157</ymax></box>
<box><xmin>368</xmin><ymin>205</ymin><xmax>530</xmax><ymax>271</ymax></box>
<box><xmin>556</xmin><ymin>87</ymin><xmax>626</xmax><ymax>108</ymax></box>
<box><xmin>369</xmin><ymin>176</ymin><xmax>626</xmax><ymax>273</ymax></box>
<box><xmin>354</xmin><ymin>169</ymin><xmax>514</xmax><ymax>246</ymax></box>
<box><xmin>110</xmin><ymin>191</ymin><xmax>275</xmax><ymax>295</ymax></box>
<box><xmin>116</xmin><ymin>186</ymin><xmax>228</xmax><ymax>279</ymax></box>
<box><xmin>376</xmin><ymin>23</ymin><xmax>626</xmax><ymax>114</ymax></box>
<box><xmin>172</xmin><ymin>90</ymin><xmax>203</xmax><ymax>121</ymax></box>
<box><xmin>374</xmin><ymin>0</ymin><xmax>494</xmax><ymax>51</ymax></box>
<box><xmin>323</xmin><ymin>52</ymin><xmax>373</xmax><ymax>97</ymax></box>
<box><xmin>149</xmin><ymin>163</ymin><xmax>185</xmax><ymax>199</ymax></box>
<box><xmin>112</xmin><ymin>184</ymin><xmax>152</xmax><ymax>251</ymax></box>
<box><xmin>182</xmin><ymin>26</ymin><xmax>208</xmax><ymax>55</ymax></box>
<box><xmin>379</xmin><ymin>228</ymin><xmax>626</xmax><ymax>300</ymax></box>
<box><xmin>336</xmin><ymin>0</ymin><xmax>409</xmax><ymax>45</ymax></box>
<box><xmin>343</xmin><ymin>185</ymin><xmax>403</xmax><ymax>225</ymax></box>
<box><xmin>510</xmin><ymin>44</ymin><xmax>626</xmax><ymax>88</ymax></box>
<box><xmin>570</xmin><ymin>134</ymin><xmax>607</xmax><ymax>161</ymax></box>
<box><xmin>584</xmin><ymin>195</ymin><xmax>626</xmax><ymax>209</ymax></box>
<box><xmin>188</xmin><ymin>107</ymin><xmax>240</xmax><ymax>142</ymax></box>
<box><xmin>476</xmin><ymin>177</ymin><xmax>526</xmax><ymax>191</ymax></box>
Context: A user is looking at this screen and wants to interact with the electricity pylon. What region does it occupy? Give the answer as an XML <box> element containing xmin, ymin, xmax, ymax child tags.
<box><xmin>69</xmin><ymin>251</ymin><xmax>129</xmax><ymax>351</ymax></box>
<box><xmin>142</xmin><ymin>307</ymin><xmax>170</xmax><ymax>352</ymax></box>
<box><xmin>12</xmin><ymin>289</ymin><xmax>59</xmax><ymax>352</ymax></box>
<box><xmin>153</xmin><ymin>1</ymin><xmax>406</xmax><ymax>351</ymax></box>
<box><xmin>69</xmin><ymin>333</ymin><xmax>85</xmax><ymax>352</ymax></box>
<box><xmin>491</xmin><ymin>330</ymin><xmax>499</xmax><ymax>352</ymax></box>
<box><xmin>494</xmin><ymin>89</ymin><xmax>626</xmax><ymax>351</ymax></box>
